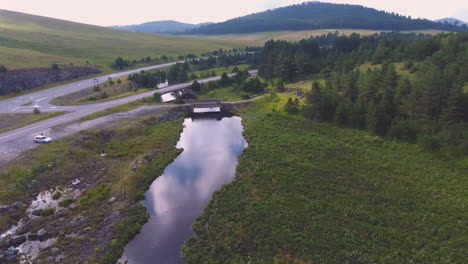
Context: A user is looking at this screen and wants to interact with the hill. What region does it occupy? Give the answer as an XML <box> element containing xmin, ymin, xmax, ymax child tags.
<box><xmin>185</xmin><ymin>2</ymin><xmax>460</xmax><ymax>35</ymax></box>
<box><xmin>0</xmin><ymin>10</ymin><xmax>239</xmax><ymax>70</ymax></box>
<box><xmin>434</xmin><ymin>18</ymin><xmax>468</xmax><ymax>26</ymax></box>
<box><xmin>111</xmin><ymin>20</ymin><xmax>212</xmax><ymax>34</ymax></box>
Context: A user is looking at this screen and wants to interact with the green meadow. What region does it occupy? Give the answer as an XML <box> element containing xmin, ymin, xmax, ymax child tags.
<box><xmin>183</xmin><ymin>93</ymin><xmax>467</xmax><ymax>263</ymax></box>
<box><xmin>0</xmin><ymin>9</ymin><xmax>241</xmax><ymax>70</ymax></box>
<box><xmin>186</xmin><ymin>29</ymin><xmax>446</xmax><ymax>46</ymax></box>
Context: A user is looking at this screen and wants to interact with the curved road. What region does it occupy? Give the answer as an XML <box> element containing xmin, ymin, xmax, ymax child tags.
<box><xmin>0</xmin><ymin>64</ymin><xmax>257</xmax><ymax>164</ymax></box>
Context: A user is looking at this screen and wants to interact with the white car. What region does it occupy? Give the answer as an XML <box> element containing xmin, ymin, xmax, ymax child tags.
<box><xmin>33</xmin><ymin>135</ymin><xmax>52</xmax><ymax>143</ymax></box>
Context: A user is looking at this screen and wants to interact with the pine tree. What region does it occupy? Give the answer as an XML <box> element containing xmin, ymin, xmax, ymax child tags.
<box><xmin>441</xmin><ymin>80</ymin><xmax>465</xmax><ymax>125</ymax></box>
<box><xmin>366</xmin><ymin>100</ymin><xmax>379</xmax><ymax>133</ymax></box>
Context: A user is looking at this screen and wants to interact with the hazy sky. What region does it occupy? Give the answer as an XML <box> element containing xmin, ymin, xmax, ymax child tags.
<box><xmin>1</xmin><ymin>0</ymin><xmax>467</xmax><ymax>26</ymax></box>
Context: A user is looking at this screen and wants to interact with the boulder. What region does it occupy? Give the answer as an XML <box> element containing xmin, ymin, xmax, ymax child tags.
<box><xmin>32</xmin><ymin>209</ymin><xmax>43</xmax><ymax>216</ymax></box>
<box><xmin>55</xmin><ymin>254</ymin><xmax>64</xmax><ymax>263</ymax></box>
<box><xmin>108</xmin><ymin>197</ymin><xmax>116</xmax><ymax>203</ymax></box>
<box><xmin>10</xmin><ymin>202</ymin><xmax>23</xmax><ymax>210</ymax></box>
<box><xmin>27</xmin><ymin>233</ymin><xmax>38</xmax><ymax>241</ymax></box>
<box><xmin>6</xmin><ymin>254</ymin><xmax>16</xmax><ymax>263</ymax></box>
<box><xmin>10</xmin><ymin>236</ymin><xmax>26</xmax><ymax>246</ymax></box>
<box><xmin>37</xmin><ymin>228</ymin><xmax>48</xmax><ymax>241</ymax></box>
<box><xmin>50</xmin><ymin>247</ymin><xmax>59</xmax><ymax>254</ymax></box>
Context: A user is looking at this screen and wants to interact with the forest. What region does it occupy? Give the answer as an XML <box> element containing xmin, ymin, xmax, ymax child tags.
<box><xmin>127</xmin><ymin>52</ymin><xmax>258</xmax><ymax>87</ymax></box>
<box><xmin>186</xmin><ymin>2</ymin><xmax>462</xmax><ymax>35</ymax></box>
<box><xmin>258</xmin><ymin>32</ymin><xmax>468</xmax><ymax>154</ymax></box>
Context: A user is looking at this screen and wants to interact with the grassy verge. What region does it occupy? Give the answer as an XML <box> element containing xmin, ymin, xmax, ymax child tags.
<box><xmin>79</xmin><ymin>97</ymin><xmax>168</xmax><ymax>122</ymax></box>
<box><xmin>0</xmin><ymin>112</ymin><xmax>66</xmax><ymax>133</ymax></box>
<box><xmin>183</xmin><ymin>93</ymin><xmax>467</xmax><ymax>263</ymax></box>
<box><xmin>51</xmin><ymin>77</ymin><xmax>151</xmax><ymax>105</ymax></box>
<box><xmin>192</xmin><ymin>65</ymin><xmax>250</xmax><ymax>78</ymax></box>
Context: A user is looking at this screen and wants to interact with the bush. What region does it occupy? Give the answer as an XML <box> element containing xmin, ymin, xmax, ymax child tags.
<box><xmin>153</xmin><ymin>92</ymin><xmax>162</xmax><ymax>102</ymax></box>
<box><xmin>0</xmin><ymin>65</ymin><xmax>7</xmax><ymax>73</ymax></box>
<box><xmin>51</xmin><ymin>63</ymin><xmax>59</xmax><ymax>70</ymax></box>
<box><xmin>58</xmin><ymin>198</ymin><xmax>74</xmax><ymax>207</ymax></box>
<box><xmin>173</xmin><ymin>98</ymin><xmax>184</xmax><ymax>104</ymax></box>
<box><xmin>117</xmin><ymin>78</ymin><xmax>122</xmax><ymax>84</ymax></box>
<box><xmin>40</xmin><ymin>208</ymin><xmax>55</xmax><ymax>216</ymax></box>
<box><xmin>100</xmin><ymin>92</ymin><xmax>109</xmax><ymax>99</ymax></box>
<box><xmin>93</xmin><ymin>85</ymin><xmax>101</xmax><ymax>92</ymax></box>
<box><xmin>51</xmin><ymin>192</ymin><xmax>61</xmax><ymax>200</ymax></box>
<box><xmin>33</xmin><ymin>108</ymin><xmax>41</xmax><ymax>114</ymax></box>
<box><xmin>418</xmin><ymin>134</ymin><xmax>440</xmax><ymax>151</ymax></box>
<box><xmin>80</xmin><ymin>184</ymin><xmax>111</xmax><ymax>207</ymax></box>
<box><xmin>240</xmin><ymin>92</ymin><xmax>251</xmax><ymax>99</ymax></box>
<box><xmin>284</xmin><ymin>97</ymin><xmax>299</xmax><ymax>114</ymax></box>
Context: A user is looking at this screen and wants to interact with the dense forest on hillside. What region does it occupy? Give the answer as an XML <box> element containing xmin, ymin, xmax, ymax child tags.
<box><xmin>258</xmin><ymin>32</ymin><xmax>468</xmax><ymax>154</ymax></box>
<box><xmin>186</xmin><ymin>2</ymin><xmax>462</xmax><ymax>35</ymax></box>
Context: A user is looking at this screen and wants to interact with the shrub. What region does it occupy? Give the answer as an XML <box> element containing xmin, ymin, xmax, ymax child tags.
<box><xmin>51</xmin><ymin>63</ymin><xmax>59</xmax><ymax>70</ymax></box>
<box><xmin>93</xmin><ymin>85</ymin><xmax>101</xmax><ymax>92</ymax></box>
<box><xmin>117</xmin><ymin>78</ymin><xmax>122</xmax><ymax>84</ymax></box>
<box><xmin>240</xmin><ymin>92</ymin><xmax>251</xmax><ymax>99</ymax></box>
<box><xmin>33</xmin><ymin>108</ymin><xmax>41</xmax><ymax>114</ymax></box>
<box><xmin>40</xmin><ymin>208</ymin><xmax>55</xmax><ymax>216</ymax></box>
<box><xmin>100</xmin><ymin>92</ymin><xmax>109</xmax><ymax>99</ymax></box>
<box><xmin>153</xmin><ymin>93</ymin><xmax>162</xmax><ymax>103</ymax></box>
<box><xmin>0</xmin><ymin>65</ymin><xmax>7</xmax><ymax>73</ymax></box>
<box><xmin>173</xmin><ymin>98</ymin><xmax>184</xmax><ymax>104</ymax></box>
<box><xmin>80</xmin><ymin>184</ymin><xmax>111</xmax><ymax>207</ymax></box>
<box><xmin>58</xmin><ymin>198</ymin><xmax>74</xmax><ymax>207</ymax></box>
<box><xmin>418</xmin><ymin>134</ymin><xmax>440</xmax><ymax>151</ymax></box>
<box><xmin>51</xmin><ymin>192</ymin><xmax>61</xmax><ymax>200</ymax></box>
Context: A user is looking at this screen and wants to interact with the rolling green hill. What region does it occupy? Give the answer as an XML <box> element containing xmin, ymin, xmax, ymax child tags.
<box><xmin>111</xmin><ymin>20</ymin><xmax>213</xmax><ymax>35</ymax></box>
<box><xmin>185</xmin><ymin>2</ymin><xmax>460</xmax><ymax>35</ymax></box>
<box><xmin>0</xmin><ymin>9</ymin><xmax>240</xmax><ymax>70</ymax></box>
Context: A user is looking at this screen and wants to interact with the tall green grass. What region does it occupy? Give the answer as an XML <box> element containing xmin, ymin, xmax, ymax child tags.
<box><xmin>183</xmin><ymin>96</ymin><xmax>467</xmax><ymax>263</ymax></box>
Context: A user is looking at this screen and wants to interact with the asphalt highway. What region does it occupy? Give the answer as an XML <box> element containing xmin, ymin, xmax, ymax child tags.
<box><xmin>0</xmin><ymin>63</ymin><xmax>257</xmax><ymax>164</ymax></box>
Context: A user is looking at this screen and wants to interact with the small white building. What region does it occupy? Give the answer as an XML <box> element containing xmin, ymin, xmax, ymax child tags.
<box><xmin>157</xmin><ymin>80</ymin><xmax>169</xmax><ymax>89</ymax></box>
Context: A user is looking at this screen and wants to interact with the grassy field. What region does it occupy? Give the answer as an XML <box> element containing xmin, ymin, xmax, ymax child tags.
<box><xmin>192</xmin><ymin>65</ymin><xmax>250</xmax><ymax>78</ymax></box>
<box><xmin>0</xmin><ymin>112</ymin><xmax>65</xmax><ymax>133</ymax></box>
<box><xmin>183</xmin><ymin>93</ymin><xmax>467</xmax><ymax>263</ymax></box>
<box><xmin>0</xmin><ymin>9</ymin><xmax>241</xmax><ymax>70</ymax></box>
<box><xmin>187</xmin><ymin>29</ymin><xmax>447</xmax><ymax>46</ymax></box>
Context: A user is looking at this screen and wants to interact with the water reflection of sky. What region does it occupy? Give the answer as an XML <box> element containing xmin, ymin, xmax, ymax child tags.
<box><xmin>119</xmin><ymin>116</ymin><xmax>246</xmax><ymax>264</ymax></box>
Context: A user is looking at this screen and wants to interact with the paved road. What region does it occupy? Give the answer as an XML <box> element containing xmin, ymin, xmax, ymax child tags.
<box><xmin>0</xmin><ymin>62</ymin><xmax>182</xmax><ymax>113</ymax></box>
<box><xmin>0</xmin><ymin>65</ymin><xmax>257</xmax><ymax>164</ymax></box>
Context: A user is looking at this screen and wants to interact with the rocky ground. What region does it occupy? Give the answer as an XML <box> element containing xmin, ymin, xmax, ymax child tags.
<box><xmin>0</xmin><ymin>107</ymin><xmax>184</xmax><ymax>263</ymax></box>
<box><xmin>0</xmin><ymin>66</ymin><xmax>101</xmax><ymax>95</ymax></box>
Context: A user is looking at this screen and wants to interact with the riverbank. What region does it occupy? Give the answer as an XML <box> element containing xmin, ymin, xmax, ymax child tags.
<box><xmin>0</xmin><ymin>108</ymin><xmax>184</xmax><ymax>263</ymax></box>
<box><xmin>182</xmin><ymin>95</ymin><xmax>467</xmax><ymax>263</ymax></box>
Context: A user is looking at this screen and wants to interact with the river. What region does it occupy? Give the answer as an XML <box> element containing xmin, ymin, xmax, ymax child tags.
<box><xmin>119</xmin><ymin>115</ymin><xmax>247</xmax><ymax>264</ymax></box>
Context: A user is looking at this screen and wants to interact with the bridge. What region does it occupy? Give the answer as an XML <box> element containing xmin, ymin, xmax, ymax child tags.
<box><xmin>191</xmin><ymin>99</ymin><xmax>222</xmax><ymax>113</ymax></box>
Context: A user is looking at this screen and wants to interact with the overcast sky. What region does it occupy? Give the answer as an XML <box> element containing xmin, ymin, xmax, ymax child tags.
<box><xmin>1</xmin><ymin>0</ymin><xmax>467</xmax><ymax>26</ymax></box>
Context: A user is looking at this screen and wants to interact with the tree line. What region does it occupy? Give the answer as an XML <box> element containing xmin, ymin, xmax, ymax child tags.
<box><xmin>259</xmin><ymin>32</ymin><xmax>468</xmax><ymax>153</ymax></box>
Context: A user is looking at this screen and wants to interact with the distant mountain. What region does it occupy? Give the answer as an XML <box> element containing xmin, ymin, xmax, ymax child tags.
<box><xmin>111</xmin><ymin>20</ymin><xmax>212</xmax><ymax>34</ymax></box>
<box><xmin>184</xmin><ymin>2</ymin><xmax>461</xmax><ymax>35</ymax></box>
<box><xmin>434</xmin><ymin>18</ymin><xmax>467</xmax><ymax>26</ymax></box>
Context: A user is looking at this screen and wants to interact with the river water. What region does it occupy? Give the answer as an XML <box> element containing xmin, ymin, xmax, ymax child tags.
<box><xmin>119</xmin><ymin>116</ymin><xmax>247</xmax><ymax>264</ymax></box>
